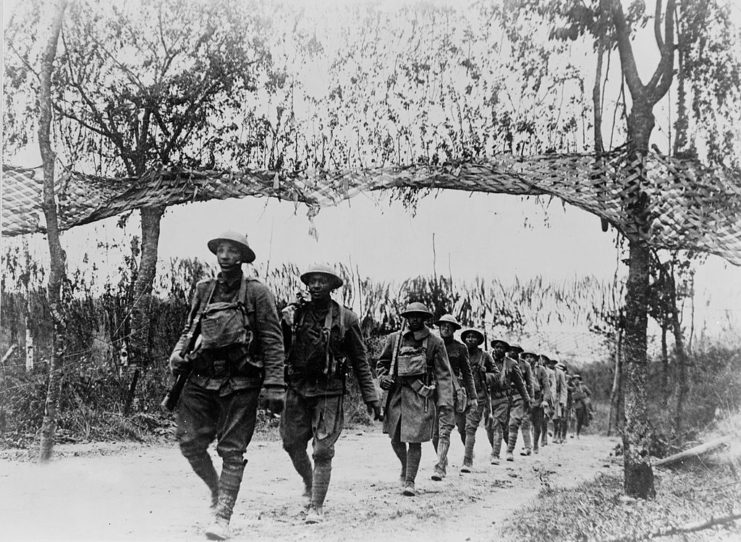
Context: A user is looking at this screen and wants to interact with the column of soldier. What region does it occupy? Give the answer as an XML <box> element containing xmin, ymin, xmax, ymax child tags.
<box><xmin>167</xmin><ymin>232</ymin><xmax>592</xmax><ymax>541</ymax></box>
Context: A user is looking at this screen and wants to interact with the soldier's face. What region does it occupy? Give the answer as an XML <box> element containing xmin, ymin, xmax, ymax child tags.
<box><xmin>492</xmin><ymin>343</ymin><xmax>506</xmax><ymax>357</ymax></box>
<box><xmin>305</xmin><ymin>274</ymin><xmax>333</xmax><ymax>301</ymax></box>
<box><xmin>438</xmin><ymin>323</ymin><xmax>456</xmax><ymax>338</ymax></box>
<box><xmin>406</xmin><ymin>314</ymin><xmax>425</xmax><ymax>331</ymax></box>
<box><xmin>216</xmin><ymin>242</ymin><xmax>242</xmax><ymax>270</ymax></box>
<box><xmin>464</xmin><ymin>335</ymin><xmax>480</xmax><ymax>349</ymax></box>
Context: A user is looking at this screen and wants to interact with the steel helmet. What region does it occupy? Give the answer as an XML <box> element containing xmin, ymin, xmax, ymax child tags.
<box><xmin>207</xmin><ymin>232</ymin><xmax>255</xmax><ymax>263</ymax></box>
<box><xmin>435</xmin><ymin>314</ymin><xmax>462</xmax><ymax>330</ymax></box>
<box><xmin>300</xmin><ymin>263</ymin><xmax>344</xmax><ymax>289</ymax></box>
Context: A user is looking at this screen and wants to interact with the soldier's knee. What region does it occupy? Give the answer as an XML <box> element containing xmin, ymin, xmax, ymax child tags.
<box><xmin>179</xmin><ymin>438</ymin><xmax>208</xmax><ymax>460</ymax></box>
<box><xmin>312</xmin><ymin>444</ymin><xmax>335</xmax><ymax>465</ymax></box>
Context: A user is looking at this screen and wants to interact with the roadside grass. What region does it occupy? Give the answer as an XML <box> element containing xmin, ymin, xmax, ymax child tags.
<box><xmin>506</xmin><ymin>460</ymin><xmax>741</xmax><ymax>541</ymax></box>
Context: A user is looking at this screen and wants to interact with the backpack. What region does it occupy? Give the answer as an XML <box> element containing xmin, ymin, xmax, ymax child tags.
<box><xmin>200</xmin><ymin>278</ymin><xmax>255</xmax><ymax>351</ymax></box>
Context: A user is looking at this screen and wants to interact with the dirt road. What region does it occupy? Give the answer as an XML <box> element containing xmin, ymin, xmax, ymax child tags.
<box><xmin>0</xmin><ymin>428</ymin><xmax>618</xmax><ymax>542</ymax></box>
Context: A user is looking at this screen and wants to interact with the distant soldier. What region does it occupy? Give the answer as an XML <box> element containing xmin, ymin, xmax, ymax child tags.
<box><xmin>280</xmin><ymin>264</ymin><xmax>381</xmax><ymax>523</ymax></box>
<box><xmin>504</xmin><ymin>345</ymin><xmax>533</xmax><ymax>461</ymax></box>
<box><xmin>571</xmin><ymin>375</ymin><xmax>593</xmax><ymax>438</ymax></box>
<box><xmin>168</xmin><ymin>232</ymin><xmax>285</xmax><ymax>541</ymax></box>
<box><xmin>431</xmin><ymin>314</ymin><xmax>476</xmax><ymax>480</ymax></box>
<box><xmin>553</xmin><ymin>361</ymin><xmax>569</xmax><ymax>444</ymax></box>
<box><xmin>524</xmin><ymin>352</ymin><xmax>552</xmax><ymax>454</ymax></box>
<box><xmin>540</xmin><ymin>355</ymin><xmax>556</xmax><ymax>447</ymax></box>
<box><xmin>459</xmin><ymin>328</ymin><xmax>497</xmax><ymax>472</ymax></box>
<box><xmin>488</xmin><ymin>339</ymin><xmax>530</xmax><ymax>464</ymax></box>
<box><xmin>377</xmin><ymin>302</ymin><xmax>454</xmax><ymax>496</ymax></box>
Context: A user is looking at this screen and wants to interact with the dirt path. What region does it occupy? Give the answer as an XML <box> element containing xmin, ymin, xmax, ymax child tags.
<box><xmin>0</xmin><ymin>428</ymin><xmax>618</xmax><ymax>542</ymax></box>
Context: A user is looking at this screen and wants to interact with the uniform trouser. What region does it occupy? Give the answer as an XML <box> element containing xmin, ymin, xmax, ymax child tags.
<box><xmin>463</xmin><ymin>395</ymin><xmax>487</xmax><ymax>464</ymax></box>
<box><xmin>432</xmin><ymin>405</ymin><xmax>456</xmax><ymax>472</ymax></box>
<box><xmin>520</xmin><ymin>404</ymin><xmax>533</xmax><ymax>450</ymax></box>
<box><xmin>575</xmin><ymin>406</ymin><xmax>588</xmax><ymax>436</ymax></box>
<box><xmin>530</xmin><ymin>405</ymin><xmax>545</xmax><ymax>450</ymax></box>
<box><xmin>490</xmin><ymin>397</ymin><xmax>509</xmax><ymax>457</ymax></box>
<box><xmin>280</xmin><ymin>390</ymin><xmax>344</xmax><ymax>509</ymax></box>
<box><xmin>176</xmin><ymin>382</ymin><xmax>259</xmax><ymax>521</ymax></box>
<box><xmin>506</xmin><ymin>397</ymin><xmax>527</xmax><ymax>453</ymax></box>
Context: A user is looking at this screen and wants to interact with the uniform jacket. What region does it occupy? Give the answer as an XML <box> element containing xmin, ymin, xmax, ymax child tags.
<box><xmin>177</xmin><ymin>271</ymin><xmax>285</xmax><ymax>393</ymax></box>
<box><xmin>377</xmin><ymin>326</ymin><xmax>454</xmax><ymax>443</ymax></box>
<box><xmin>555</xmin><ymin>366</ymin><xmax>568</xmax><ymax>406</ymax></box>
<box><xmin>490</xmin><ymin>355</ymin><xmax>530</xmax><ymax>404</ymax></box>
<box><xmin>517</xmin><ymin>358</ymin><xmax>534</xmax><ymax>399</ymax></box>
<box><xmin>442</xmin><ymin>337</ymin><xmax>476</xmax><ymax>399</ymax></box>
<box><xmin>546</xmin><ymin>366</ymin><xmax>557</xmax><ymax>405</ymax></box>
<box><xmin>531</xmin><ymin>363</ymin><xmax>553</xmax><ymax>406</ymax></box>
<box><xmin>467</xmin><ymin>348</ymin><xmax>497</xmax><ymax>399</ymax></box>
<box><xmin>283</xmin><ymin>299</ymin><xmax>378</xmax><ymax>402</ymax></box>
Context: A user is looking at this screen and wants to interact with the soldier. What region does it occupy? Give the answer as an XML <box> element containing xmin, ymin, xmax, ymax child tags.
<box><xmin>168</xmin><ymin>232</ymin><xmax>285</xmax><ymax>541</ymax></box>
<box><xmin>504</xmin><ymin>345</ymin><xmax>533</xmax><ymax>461</ymax></box>
<box><xmin>571</xmin><ymin>375</ymin><xmax>593</xmax><ymax>438</ymax></box>
<box><xmin>524</xmin><ymin>352</ymin><xmax>552</xmax><ymax>454</ymax></box>
<box><xmin>488</xmin><ymin>339</ymin><xmax>530</xmax><ymax>465</ymax></box>
<box><xmin>377</xmin><ymin>302</ymin><xmax>454</xmax><ymax>496</ymax></box>
<box><xmin>431</xmin><ymin>314</ymin><xmax>476</xmax><ymax>480</ymax></box>
<box><xmin>459</xmin><ymin>328</ymin><xmax>497</xmax><ymax>472</ymax></box>
<box><xmin>553</xmin><ymin>361</ymin><xmax>569</xmax><ymax>444</ymax></box>
<box><xmin>541</xmin><ymin>355</ymin><xmax>557</xmax><ymax>447</ymax></box>
<box><xmin>280</xmin><ymin>264</ymin><xmax>381</xmax><ymax>524</ymax></box>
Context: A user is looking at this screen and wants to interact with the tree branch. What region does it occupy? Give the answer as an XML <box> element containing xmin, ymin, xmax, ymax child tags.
<box><xmin>647</xmin><ymin>0</ymin><xmax>676</xmax><ymax>103</ymax></box>
<box><xmin>654</xmin><ymin>0</ymin><xmax>665</xmax><ymax>51</ymax></box>
<box><xmin>610</xmin><ymin>0</ymin><xmax>646</xmax><ymax>99</ymax></box>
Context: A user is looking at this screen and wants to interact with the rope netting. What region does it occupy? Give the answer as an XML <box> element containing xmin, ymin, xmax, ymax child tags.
<box><xmin>3</xmin><ymin>148</ymin><xmax>741</xmax><ymax>264</ymax></box>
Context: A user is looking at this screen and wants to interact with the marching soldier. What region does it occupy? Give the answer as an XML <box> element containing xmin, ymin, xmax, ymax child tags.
<box><xmin>377</xmin><ymin>302</ymin><xmax>454</xmax><ymax>496</ymax></box>
<box><xmin>280</xmin><ymin>264</ymin><xmax>381</xmax><ymax>523</ymax></box>
<box><xmin>431</xmin><ymin>314</ymin><xmax>476</xmax><ymax>480</ymax></box>
<box><xmin>504</xmin><ymin>345</ymin><xmax>533</xmax><ymax>461</ymax></box>
<box><xmin>168</xmin><ymin>232</ymin><xmax>285</xmax><ymax>541</ymax></box>
<box><xmin>488</xmin><ymin>339</ymin><xmax>530</xmax><ymax>464</ymax></box>
<box><xmin>553</xmin><ymin>360</ymin><xmax>569</xmax><ymax>444</ymax></box>
<box><xmin>524</xmin><ymin>352</ymin><xmax>552</xmax><ymax>454</ymax></box>
<box><xmin>571</xmin><ymin>375</ymin><xmax>593</xmax><ymax>438</ymax></box>
<box><xmin>459</xmin><ymin>328</ymin><xmax>497</xmax><ymax>472</ymax></box>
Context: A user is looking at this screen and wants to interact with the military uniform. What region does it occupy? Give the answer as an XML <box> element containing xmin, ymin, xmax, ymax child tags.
<box><xmin>507</xmin><ymin>351</ymin><xmax>534</xmax><ymax>458</ymax></box>
<box><xmin>170</xmin><ymin>232</ymin><xmax>284</xmax><ymax>541</ymax></box>
<box><xmin>281</xmin><ymin>265</ymin><xmax>378</xmax><ymax>521</ymax></box>
<box><xmin>459</xmin><ymin>328</ymin><xmax>497</xmax><ymax>472</ymax></box>
<box><xmin>488</xmin><ymin>344</ymin><xmax>530</xmax><ymax>464</ymax></box>
<box><xmin>377</xmin><ymin>304</ymin><xmax>454</xmax><ymax>495</ymax></box>
<box><xmin>528</xmin><ymin>357</ymin><xmax>553</xmax><ymax>454</ymax></box>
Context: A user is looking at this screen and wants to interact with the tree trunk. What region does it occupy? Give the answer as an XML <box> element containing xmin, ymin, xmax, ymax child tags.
<box><xmin>622</xmin><ymin>99</ymin><xmax>657</xmax><ymax>498</ymax></box>
<box><xmin>37</xmin><ymin>0</ymin><xmax>68</xmax><ymax>463</ymax></box>
<box><xmin>622</xmin><ymin>239</ymin><xmax>655</xmax><ymax>498</ymax></box>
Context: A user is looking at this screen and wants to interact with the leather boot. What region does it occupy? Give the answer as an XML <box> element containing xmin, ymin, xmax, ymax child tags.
<box><xmin>461</xmin><ymin>433</ymin><xmax>476</xmax><ymax>473</ymax></box>
<box><xmin>432</xmin><ymin>439</ymin><xmax>449</xmax><ymax>481</ymax></box>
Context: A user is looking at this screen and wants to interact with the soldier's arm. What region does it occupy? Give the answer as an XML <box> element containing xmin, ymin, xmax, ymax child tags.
<box><xmin>343</xmin><ymin>312</ymin><xmax>378</xmax><ymax>403</ymax></box>
<box><xmin>509</xmin><ymin>361</ymin><xmax>530</xmax><ymax>404</ymax></box>
<box><xmin>250</xmin><ymin>283</ymin><xmax>286</xmax><ymax>389</ymax></box>
<box><xmin>540</xmin><ymin>368</ymin><xmax>553</xmax><ymax>404</ymax></box>
<box><xmin>459</xmin><ymin>347</ymin><xmax>476</xmax><ymax>398</ymax></box>
<box><xmin>433</xmin><ymin>341</ymin><xmax>455</xmax><ymax>409</ymax></box>
<box><xmin>375</xmin><ymin>334</ymin><xmax>395</xmax><ymax>378</ymax></box>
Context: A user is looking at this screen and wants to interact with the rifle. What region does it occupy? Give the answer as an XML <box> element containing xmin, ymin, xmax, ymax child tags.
<box><xmin>161</xmin><ymin>314</ymin><xmax>203</xmax><ymax>411</ymax></box>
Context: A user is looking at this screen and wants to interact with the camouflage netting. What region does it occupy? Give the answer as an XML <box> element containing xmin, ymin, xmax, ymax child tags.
<box><xmin>3</xmin><ymin>148</ymin><xmax>741</xmax><ymax>264</ymax></box>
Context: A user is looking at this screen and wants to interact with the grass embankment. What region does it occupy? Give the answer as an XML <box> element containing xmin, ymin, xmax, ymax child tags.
<box><xmin>507</xmin><ymin>422</ymin><xmax>741</xmax><ymax>542</ymax></box>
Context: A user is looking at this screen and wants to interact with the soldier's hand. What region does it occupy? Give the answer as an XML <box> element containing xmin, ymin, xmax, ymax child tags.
<box><xmin>366</xmin><ymin>400</ymin><xmax>383</xmax><ymax>421</ymax></box>
<box><xmin>168</xmin><ymin>351</ymin><xmax>189</xmax><ymax>376</ymax></box>
<box><xmin>468</xmin><ymin>397</ymin><xmax>478</xmax><ymax>411</ymax></box>
<box><xmin>263</xmin><ymin>387</ymin><xmax>285</xmax><ymax>415</ymax></box>
<box><xmin>540</xmin><ymin>400</ymin><xmax>549</xmax><ymax>409</ymax></box>
<box><xmin>281</xmin><ymin>305</ymin><xmax>297</xmax><ymax>327</ymax></box>
<box><xmin>379</xmin><ymin>375</ymin><xmax>395</xmax><ymax>390</ymax></box>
